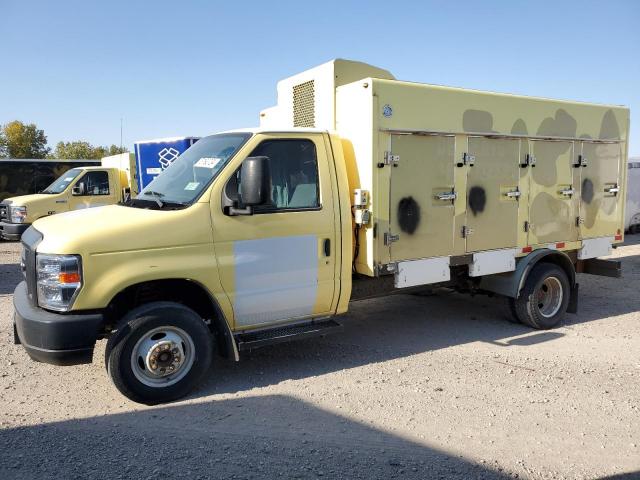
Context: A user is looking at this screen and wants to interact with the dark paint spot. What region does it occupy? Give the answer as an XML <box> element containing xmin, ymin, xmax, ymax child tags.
<box><xmin>397</xmin><ymin>197</ymin><xmax>420</xmax><ymax>234</ymax></box>
<box><xmin>536</xmin><ymin>109</ymin><xmax>577</xmax><ymax>138</ymax></box>
<box><xmin>599</xmin><ymin>109</ymin><xmax>620</xmax><ymax>139</ymax></box>
<box><xmin>582</xmin><ymin>178</ymin><xmax>594</xmax><ymax>204</ymax></box>
<box><xmin>468</xmin><ymin>186</ymin><xmax>486</xmax><ymax>216</ymax></box>
<box><xmin>511</xmin><ymin>119</ymin><xmax>528</xmax><ymax>135</ymax></box>
<box><xmin>462</xmin><ymin>110</ymin><xmax>497</xmax><ymax>133</ymax></box>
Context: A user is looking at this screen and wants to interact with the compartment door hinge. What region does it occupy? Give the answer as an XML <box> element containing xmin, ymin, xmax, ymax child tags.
<box><xmin>379</xmin><ymin>151</ymin><xmax>400</xmax><ymax>168</ymax></box>
<box><xmin>457</xmin><ymin>153</ymin><xmax>475</xmax><ymax>168</ymax></box>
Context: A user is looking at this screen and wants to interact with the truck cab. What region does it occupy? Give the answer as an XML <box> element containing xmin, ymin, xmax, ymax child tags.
<box><xmin>0</xmin><ymin>153</ymin><xmax>136</xmax><ymax>240</ymax></box>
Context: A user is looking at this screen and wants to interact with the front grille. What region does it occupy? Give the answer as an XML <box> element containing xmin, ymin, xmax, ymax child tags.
<box><xmin>23</xmin><ymin>244</ymin><xmax>37</xmax><ymax>305</ymax></box>
<box><xmin>21</xmin><ymin>227</ymin><xmax>43</xmax><ymax>306</ymax></box>
<box><xmin>0</xmin><ymin>204</ymin><xmax>8</xmax><ymax>221</ymax></box>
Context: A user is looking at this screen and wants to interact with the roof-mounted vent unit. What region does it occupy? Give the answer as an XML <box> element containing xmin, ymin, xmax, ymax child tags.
<box><xmin>292</xmin><ymin>80</ymin><xmax>316</xmax><ymax>128</ymax></box>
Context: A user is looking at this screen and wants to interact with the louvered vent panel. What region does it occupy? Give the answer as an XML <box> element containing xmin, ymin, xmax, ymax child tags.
<box><xmin>292</xmin><ymin>80</ymin><xmax>315</xmax><ymax>128</ymax></box>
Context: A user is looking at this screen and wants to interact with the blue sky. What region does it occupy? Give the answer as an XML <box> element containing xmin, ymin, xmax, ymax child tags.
<box><xmin>2</xmin><ymin>0</ymin><xmax>639</xmax><ymax>155</ymax></box>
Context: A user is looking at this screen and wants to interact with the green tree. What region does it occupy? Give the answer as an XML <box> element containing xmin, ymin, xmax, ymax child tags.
<box><xmin>52</xmin><ymin>141</ymin><xmax>128</xmax><ymax>159</ymax></box>
<box><xmin>0</xmin><ymin>121</ymin><xmax>50</xmax><ymax>158</ymax></box>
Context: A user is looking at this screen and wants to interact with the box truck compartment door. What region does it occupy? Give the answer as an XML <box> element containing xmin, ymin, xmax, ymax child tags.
<box><xmin>388</xmin><ymin>134</ymin><xmax>455</xmax><ymax>262</ymax></box>
<box><xmin>528</xmin><ymin>140</ymin><xmax>578</xmax><ymax>245</ymax></box>
<box><xmin>213</xmin><ymin>135</ymin><xmax>338</xmax><ymax>329</ymax></box>
<box><xmin>578</xmin><ymin>142</ymin><xmax>622</xmax><ymax>239</ymax></box>
<box><xmin>465</xmin><ymin>137</ymin><xmax>520</xmax><ymax>252</ymax></box>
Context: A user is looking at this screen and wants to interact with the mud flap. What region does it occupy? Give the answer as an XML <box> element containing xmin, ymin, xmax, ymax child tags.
<box><xmin>567</xmin><ymin>283</ymin><xmax>579</xmax><ymax>314</ymax></box>
<box><xmin>13</xmin><ymin>323</ymin><xmax>21</xmax><ymax>345</ymax></box>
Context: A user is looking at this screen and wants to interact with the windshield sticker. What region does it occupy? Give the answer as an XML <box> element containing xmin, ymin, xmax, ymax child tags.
<box><xmin>184</xmin><ymin>182</ymin><xmax>200</xmax><ymax>191</ymax></box>
<box><xmin>194</xmin><ymin>157</ymin><xmax>222</xmax><ymax>169</ymax></box>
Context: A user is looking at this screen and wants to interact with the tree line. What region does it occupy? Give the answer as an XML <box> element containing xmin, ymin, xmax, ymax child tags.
<box><xmin>0</xmin><ymin>120</ymin><xmax>128</xmax><ymax>159</ymax></box>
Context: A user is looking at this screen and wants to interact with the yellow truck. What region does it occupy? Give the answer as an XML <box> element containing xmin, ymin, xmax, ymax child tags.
<box><xmin>0</xmin><ymin>153</ymin><xmax>137</xmax><ymax>240</ymax></box>
<box><xmin>12</xmin><ymin>60</ymin><xmax>629</xmax><ymax>404</ymax></box>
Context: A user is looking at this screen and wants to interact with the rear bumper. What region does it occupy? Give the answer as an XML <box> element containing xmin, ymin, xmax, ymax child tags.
<box><xmin>13</xmin><ymin>281</ymin><xmax>104</xmax><ymax>365</ymax></box>
<box><xmin>0</xmin><ymin>221</ymin><xmax>30</xmax><ymax>241</ymax></box>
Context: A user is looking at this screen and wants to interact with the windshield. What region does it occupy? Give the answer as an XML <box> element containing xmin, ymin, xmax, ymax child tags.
<box><xmin>42</xmin><ymin>168</ymin><xmax>82</xmax><ymax>194</ymax></box>
<box><xmin>137</xmin><ymin>133</ymin><xmax>251</xmax><ymax>204</ymax></box>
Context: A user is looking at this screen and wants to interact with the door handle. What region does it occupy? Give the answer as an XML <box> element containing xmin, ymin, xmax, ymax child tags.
<box><xmin>323</xmin><ymin>238</ymin><xmax>331</xmax><ymax>257</ymax></box>
<box><xmin>604</xmin><ymin>186</ymin><xmax>619</xmax><ymax>195</ymax></box>
<box><xmin>55</xmin><ymin>200</ymin><xmax>67</xmax><ymax>204</ymax></box>
<box><xmin>504</xmin><ymin>190</ymin><xmax>521</xmax><ymax>198</ymax></box>
<box><xmin>559</xmin><ymin>188</ymin><xmax>575</xmax><ymax>197</ymax></box>
<box><xmin>435</xmin><ymin>192</ymin><xmax>457</xmax><ymax>201</ymax></box>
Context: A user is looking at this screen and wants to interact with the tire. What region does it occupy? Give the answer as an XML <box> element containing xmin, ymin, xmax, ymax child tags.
<box><xmin>502</xmin><ymin>296</ymin><xmax>521</xmax><ymax>324</ymax></box>
<box><xmin>514</xmin><ymin>263</ymin><xmax>570</xmax><ymax>330</ymax></box>
<box><xmin>106</xmin><ymin>302</ymin><xmax>214</xmax><ymax>405</ymax></box>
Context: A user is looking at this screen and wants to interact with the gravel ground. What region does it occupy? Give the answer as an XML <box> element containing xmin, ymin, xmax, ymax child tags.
<box><xmin>0</xmin><ymin>238</ymin><xmax>639</xmax><ymax>480</ymax></box>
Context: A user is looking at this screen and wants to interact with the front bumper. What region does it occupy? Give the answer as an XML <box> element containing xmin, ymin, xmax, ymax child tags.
<box><xmin>0</xmin><ymin>221</ymin><xmax>30</xmax><ymax>241</ymax></box>
<box><xmin>13</xmin><ymin>281</ymin><xmax>105</xmax><ymax>365</ymax></box>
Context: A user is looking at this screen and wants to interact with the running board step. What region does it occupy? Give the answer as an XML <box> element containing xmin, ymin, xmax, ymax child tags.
<box><xmin>235</xmin><ymin>319</ymin><xmax>342</xmax><ymax>352</ymax></box>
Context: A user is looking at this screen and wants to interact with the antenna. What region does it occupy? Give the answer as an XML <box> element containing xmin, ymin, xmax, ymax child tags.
<box><xmin>120</xmin><ymin>117</ymin><xmax>123</xmax><ymax>150</ymax></box>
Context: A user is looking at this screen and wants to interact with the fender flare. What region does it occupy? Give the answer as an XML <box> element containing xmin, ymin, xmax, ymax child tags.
<box><xmin>479</xmin><ymin>249</ymin><xmax>576</xmax><ymax>299</ymax></box>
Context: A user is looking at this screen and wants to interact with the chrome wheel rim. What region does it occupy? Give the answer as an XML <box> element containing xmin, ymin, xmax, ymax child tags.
<box><xmin>131</xmin><ymin>326</ymin><xmax>195</xmax><ymax>388</ymax></box>
<box><xmin>536</xmin><ymin>277</ymin><xmax>563</xmax><ymax>318</ymax></box>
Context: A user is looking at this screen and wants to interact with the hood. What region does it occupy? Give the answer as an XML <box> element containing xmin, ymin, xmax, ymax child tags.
<box><xmin>33</xmin><ymin>203</ymin><xmax>213</xmax><ymax>255</ymax></box>
<box><xmin>2</xmin><ymin>194</ymin><xmax>54</xmax><ymax>207</ymax></box>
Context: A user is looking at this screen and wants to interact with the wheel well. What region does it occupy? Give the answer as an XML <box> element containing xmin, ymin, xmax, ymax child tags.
<box><xmin>535</xmin><ymin>252</ymin><xmax>576</xmax><ymax>287</ymax></box>
<box><xmin>106</xmin><ymin>279</ymin><xmax>236</xmax><ymax>360</ymax></box>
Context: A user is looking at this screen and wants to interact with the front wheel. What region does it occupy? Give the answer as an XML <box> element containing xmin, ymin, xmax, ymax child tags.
<box><xmin>106</xmin><ymin>302</ymin><xmax>214</xmax><ymax>404</ymax></box>
<box><xmin>513</xmin><ymin>263</ymin><xmax>571</xmax><ymax>330</ymax></box>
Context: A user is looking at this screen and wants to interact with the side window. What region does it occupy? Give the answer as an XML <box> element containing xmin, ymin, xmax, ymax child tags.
<box><xmin>249</xmin><ymin>139</ymin><xmax>320</xmax><ymax>212</ymax></box>
<box><xmin>80</xmin><ymin>171</ymin><xmax>110</xmax><ymax>195</ymax></box>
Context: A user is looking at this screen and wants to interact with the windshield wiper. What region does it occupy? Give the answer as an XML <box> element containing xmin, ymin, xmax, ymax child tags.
<box><xmin>143</xmin><ymin>190</ymin><xmax>164</xmax><ymax>208</ymax></box>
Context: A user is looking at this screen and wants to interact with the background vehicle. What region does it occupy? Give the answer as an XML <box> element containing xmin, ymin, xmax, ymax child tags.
<box><xmin>0</xmin><ymin>153</ymin><xmax>136</xmax><ymax>240</ymax></box>
<box><xmin>625</xmin><ymin>157</ymin><xmax>640</xmax><ymax>233</ymax></box>
<box><xmin>13</xmin><ymin>60</ymin><xmax>630</xmax><ymax>404</ymax></box>
<box><xmin>134</xmin><ymin>137</ymin><xmax>199</xmax><ymax>191</ymax></box>
<box><xmin>0</xmin><ymin>158</ymin><xmax>99</xmax><ymax>202</ymax></box>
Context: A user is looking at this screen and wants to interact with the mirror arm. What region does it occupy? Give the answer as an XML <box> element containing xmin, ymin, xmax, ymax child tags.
<box><xmin>225</xmin><ymin>201</ymin><xmax>253</xmax><ymax>216</ymax></box>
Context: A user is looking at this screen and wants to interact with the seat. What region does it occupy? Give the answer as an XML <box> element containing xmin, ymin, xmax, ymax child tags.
<box><xmin>288</xmin><ymin>183</ymin><xmax>317</xmax><ymax>208</ymax></box>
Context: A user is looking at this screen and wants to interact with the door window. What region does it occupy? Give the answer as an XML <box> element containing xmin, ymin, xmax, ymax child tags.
<box><xmin>227</xmin><ymin>139</ymin><xmax>320</xmax><ymax>212</ymax></box>
<box><xmin>79</xmin><ymin>171</ymin><xmax>110</xmax><ymax>195</ymax></box>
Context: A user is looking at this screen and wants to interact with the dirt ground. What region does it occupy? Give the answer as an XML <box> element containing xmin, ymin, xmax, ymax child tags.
<box><xmin>0</xmin><ymin>237</ymin><xmax>639</xmax><ymax>480</ymax></box>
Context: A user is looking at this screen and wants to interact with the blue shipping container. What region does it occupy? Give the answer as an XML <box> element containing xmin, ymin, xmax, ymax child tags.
<box><xmin>134</xmin><ymin>137</ymin><xmax>199</xmax><ymax>191</ymax></box>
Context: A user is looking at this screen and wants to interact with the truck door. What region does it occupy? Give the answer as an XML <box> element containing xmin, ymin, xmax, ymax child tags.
<box><xmin>578</xmin><ymin>141</ymin><xmax>623</xmax><ymax>239</ymax></box>
<box><xmin>68</xmin><ymin>170</ymin><xmax>117</xmax><ymax>210</ymax></box>
<box><xmin>212</xmin><ymin>134</ymin><xmax>338</xmax><ymax>329</ymax></box>
<box><xmin>527</xmin><ymin>140</ymin><xmax>578</xmax><ymax>244</ymax></box>
<box><xmin>389</xmin><ymin>134</ymin><xmax>456</xmax><ymax>261</ymax></box>
<box><xmin>465</xmin><ymin>137</ymin><xmax>520</xmax><ymax>252</ymax></box>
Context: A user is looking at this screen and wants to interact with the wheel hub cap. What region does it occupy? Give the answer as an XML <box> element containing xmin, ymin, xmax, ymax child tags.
<box><xmin>146</xmin><ymin>340</ymin><xmax>184</xmax><ymax>376</ymax></box>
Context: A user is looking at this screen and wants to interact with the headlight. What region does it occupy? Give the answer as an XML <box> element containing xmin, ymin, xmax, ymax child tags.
<box><xmin>36</xmin><ymin>254</ymin><xmax>82</xmax><ymax>311</ymax></box>
<box><xmin>10</xmin><ymin>206</ymin><xmax>27</xmax><ymax>223</ymax></box>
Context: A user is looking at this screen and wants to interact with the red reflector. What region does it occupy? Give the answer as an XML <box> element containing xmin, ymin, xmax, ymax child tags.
<box><xmin>615</xmin><ymin>234</ymin><xmax>622</xmax><ymax>241</ymax></box>
<box><xmin>522</xmin><ymin>246</ymin><xmax>532</xmax><ymax>253</ymax></box>
<box><xmin>59</xmin><ymin>272</ymin><xmax>80</xmax><ymax>284</ymax></box>
<box><xmin>556</xmin><ymin>242</ymin><xmax>565</xmax><ymax>249</ymax></box>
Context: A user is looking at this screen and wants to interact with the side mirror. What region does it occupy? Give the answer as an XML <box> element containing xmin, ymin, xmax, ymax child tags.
<box><xmin>240</xmin><ymin>156</ymin><xmax>271</xmax><ymax>206</ymax></box>
<box><xmin>72</xmin><ymin>183</ymin><xmax>85</xmax><ymax>196</ymax></box>
<box><xmin>226</xmin><ymin>156</ymin><xmax>270</xmax><ymax>216</ymax></box>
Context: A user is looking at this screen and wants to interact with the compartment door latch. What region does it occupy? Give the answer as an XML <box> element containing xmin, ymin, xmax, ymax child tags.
<box><xmin>384</xmin><ymin>232</ymin><xmax>400</xmax><ymax>245</ymax></box>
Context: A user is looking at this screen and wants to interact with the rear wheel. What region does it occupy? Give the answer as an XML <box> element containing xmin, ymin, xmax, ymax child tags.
<box><xmin>106</xmin><ymin>302</ymin><xmax>214</xmax><ymax>404</ymax></box>
<box><xmin>513</xmin><ymin>263</ymin><xmax>570</xmax><ymax>329</ymax></box>
<box><xmin>502</xmin><ymin>296</ymin><xmax>521</xmax><ymax>324</ymax></box>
